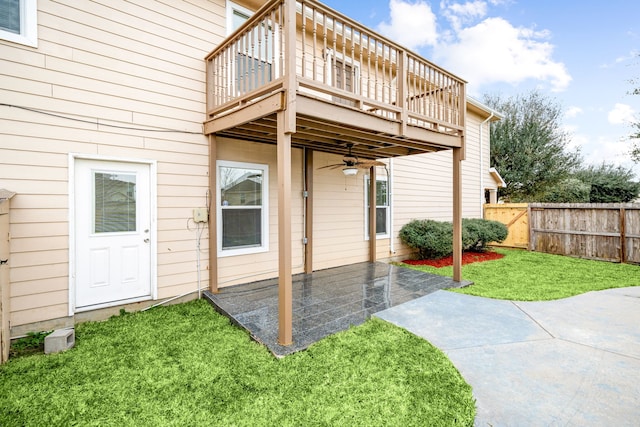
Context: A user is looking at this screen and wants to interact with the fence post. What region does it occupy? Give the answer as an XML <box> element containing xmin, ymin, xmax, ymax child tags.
<box><xmin>620</xmin><ymin>207</ymin><xmax>626</xmax><ymax>263</ymax></box>
<box><xmin>527</xmin><ymin>204</ymin><xmax>534</xmax><ymax>251</ymax></box>
<box><xmin>0</xmin><ymin>190</ymin><xmax>15</xmax><ymax>364</ymax></box>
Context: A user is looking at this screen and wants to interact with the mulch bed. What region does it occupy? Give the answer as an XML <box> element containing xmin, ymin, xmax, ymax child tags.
<box><xmin>403</xmin><ymin>251</ymin><xmax>504</xmax><ymax>268</ymax></box>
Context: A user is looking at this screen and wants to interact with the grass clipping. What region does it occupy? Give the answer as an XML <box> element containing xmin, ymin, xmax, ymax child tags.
<box><xmin>0</xmin><ymin>300</ymin><xmax>475</xmax><ymax>426</ymax></box>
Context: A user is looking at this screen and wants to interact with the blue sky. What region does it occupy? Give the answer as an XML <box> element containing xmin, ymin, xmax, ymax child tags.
<box><xmin>320</xmin><ymin>0</ymin><xmax>640</xmax><ymax>177</ymax></box>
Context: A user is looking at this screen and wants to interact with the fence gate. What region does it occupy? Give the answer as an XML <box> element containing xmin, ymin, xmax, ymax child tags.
<box><xmin>484</xmin><ymin>203</ymin><xmax>529</xmax><ymax>249</ymax></box>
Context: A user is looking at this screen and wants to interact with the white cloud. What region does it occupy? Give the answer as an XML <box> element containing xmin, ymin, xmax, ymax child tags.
<box><xmin>608</xmin><ymin>103</ymin><xmax>636</xmax><ymax>124</ymax></box>
<box><xmin>433</xmin><ymin>17</ymin><xmax>571</xmax><ymax>92</ymax></box>
<box><xmin>576</xmin><ymin>133</ymin><xmax>640</xmax><ymax>177</ymax></box>
<box><xmin>565</xmin><ymin>106</ymin><xmax>583</xmax><ymax>119</ymax></box>
<box><xmin>376</xmin><ymin>0</ymin><xmax>438</xmax><ymax>50</ymax></box>
<box><xmin>441</xmin><ymin>1</ymin><xmax>487</xmax><ymax>32</ymax></box>
<box><xmin>584</xmin><ymin>136</ymin><xmax>636</xmax><ymax>168</ymax></box>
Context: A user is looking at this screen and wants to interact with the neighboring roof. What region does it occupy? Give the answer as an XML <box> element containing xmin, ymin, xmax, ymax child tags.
<box><xmin>467</xmin><ymin>96</ymin><xmax>503</xmax><ymax>122</ymax></box>
<box><xmin>489</xmin><ymin>167</ymin><xmax>507</xmax><ymax>188</ymax></box>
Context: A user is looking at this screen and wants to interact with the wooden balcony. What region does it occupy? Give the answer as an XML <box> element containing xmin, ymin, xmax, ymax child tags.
<box><xmin>204</xmin><ymin>0</ymin><xmax>467</xmax><ymax>160</ymax></box>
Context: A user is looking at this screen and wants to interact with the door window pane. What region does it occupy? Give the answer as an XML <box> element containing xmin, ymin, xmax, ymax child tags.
<box><xmin>94</xmin><ymin>172</ymin><xmax>136</xmax><ymax>233</ymax></box>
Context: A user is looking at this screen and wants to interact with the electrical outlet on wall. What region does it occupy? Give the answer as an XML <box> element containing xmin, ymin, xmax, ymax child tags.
<box><xmin>193</xmin><ymin>208</ymin><xmax>208</xmax><ymax>223</ymax></box>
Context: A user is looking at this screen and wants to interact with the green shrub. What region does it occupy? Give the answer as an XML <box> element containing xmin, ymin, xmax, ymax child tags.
<box><xmin>399</xmin><ymin>219</ymin><xmax>453</xmax><ymax>259</ymax></box>
<box><xmin>399</xmin><ymin>218</ymin><xmax>509</xmax><ymax>259</ymax></box>
<box><xmin>462</xmin><ymin>218</ymin><xmax>508</xmax><ymax>251</ymax></box>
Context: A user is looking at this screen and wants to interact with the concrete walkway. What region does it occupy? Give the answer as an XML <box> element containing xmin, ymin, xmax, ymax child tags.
<box><xmin>375</xmin><ymin>287</ymin><xmax>640</xmax><ymax>426</ymax></box>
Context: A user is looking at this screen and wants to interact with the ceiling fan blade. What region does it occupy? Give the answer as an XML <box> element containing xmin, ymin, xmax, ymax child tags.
<box><xmin>318</xmin><ymin>164</ymin><xmax>347</xmax><ymax>170</ymax></box>
<box><xmin>355</xmin><ymin>160</ymin><xmax>387</xmax><ymax>168</ymax></box>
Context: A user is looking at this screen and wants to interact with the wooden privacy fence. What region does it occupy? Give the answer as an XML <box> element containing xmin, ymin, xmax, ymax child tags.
<box><xmin>485</xmin><ymin>203</ymin><xmax>640</xmax><ymax>264</ymax></box>
<box><xmin>529</xmin><ymin>203</ymin><xmax>640</xmax><ymax>264</ymax></box>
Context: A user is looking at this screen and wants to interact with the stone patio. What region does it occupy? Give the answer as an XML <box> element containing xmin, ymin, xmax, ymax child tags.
<box><xmin>204</xmin><ymin>262</ymin><xmax>470</xmax><ymax>356</ymax></box>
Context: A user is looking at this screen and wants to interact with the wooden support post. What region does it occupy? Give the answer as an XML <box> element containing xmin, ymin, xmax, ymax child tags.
<box><xmin>398</xmin><ymin>50</ymin><xmax>408</xmax><ymax>136</ymax></box>
<box><xmin>208</xmin><ymin>135</ymin><xmax>218</xmax><ymax>293</ymax></box>
<box><xmin>453</xmin><ymin>147</ymin><xmax>462</xmax><ymax>282</ymax></box>
<box><xmin>282</xmin><ymin>0</ymin><xmax>297</xmax><ymax>133</ymax></box>
<box><xmin>275</xmin><ymin>0</ymin><xmax>297</xmax><ymax>346</ymax></box>
<box><xmin>369</xmin><ymin>166</ymin><xmax>377</xmax><ymax>262</ymax></box>
<box><xmin>304</xmin><ymin>149</ymin><xmax>313</xmax><ymax>274</ymax></box>
<box><xmin>453</xmin><ymin>87</ymin><xmax>466</xmax><ymax>281</ymax></box>
<box><xmin>277</xmin><ymin>110</ymin><xmax>293</xmax><ymax>346</ymax></box>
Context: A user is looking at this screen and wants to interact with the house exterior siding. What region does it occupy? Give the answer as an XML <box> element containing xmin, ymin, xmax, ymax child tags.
<box><xmin>1</xmin><ymin>0</ymin><xmax>226</xmax><ymax>333</ymax></box>
<box><xmin>1</xmin><ymin>0</ymin><xmax>500</xmax><ymax>337</ymax></box>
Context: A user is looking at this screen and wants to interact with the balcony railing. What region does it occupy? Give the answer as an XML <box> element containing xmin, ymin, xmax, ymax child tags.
<box><xmin>205</xmin><ymin>0</ymin><xmax>466</xmax><ymax>137</ymax></box>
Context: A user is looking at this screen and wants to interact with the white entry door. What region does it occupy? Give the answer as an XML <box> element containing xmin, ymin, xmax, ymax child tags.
<box><xmin>74</xmin><ymin>159</ymin><xmax>152</xmax><ymax>309</ymax></box>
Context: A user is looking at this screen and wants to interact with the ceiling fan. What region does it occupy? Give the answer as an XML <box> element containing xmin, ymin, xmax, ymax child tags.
<box><xmin>318</xmin><ymin>143</ymin><xmax>385</xmax><ymax>176</ymax></box>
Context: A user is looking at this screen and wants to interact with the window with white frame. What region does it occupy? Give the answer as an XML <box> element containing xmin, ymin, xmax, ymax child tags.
<box><xmin>365</xmin><ymin>174</ymin><xmax>390</xmax><ymax>239</ymax></box>
<box><xmin>226</xmin><ymin>0</ymin><xmax>252</xmax><ymax>35</ymax></box>
<box><xmin>0</xmin><ymin>0</ymin><xmax>37</xmax><ymax>47</ymax></box>
<box><xmin>226</xmin><ymin>0</ymin><xmax>275</xmax><ymax>94</ymax></box>
<box><xmin>326</xmin><ymin>49</ymin><xmax>360</xmax><ymax>107</ymax></box>
<box><xmin>217</xmin><ymin>160</ymin><xmax>269</xmax><ymax>256</ymax></box>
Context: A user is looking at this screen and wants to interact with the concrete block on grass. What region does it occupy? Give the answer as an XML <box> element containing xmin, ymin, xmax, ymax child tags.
<box><xmin>44</xmin><ymin>328</ymin><xmax>75</xmax><ymax>354</ymax></box>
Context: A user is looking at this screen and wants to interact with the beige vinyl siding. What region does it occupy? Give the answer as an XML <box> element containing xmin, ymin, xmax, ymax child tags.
<box><xmin>0</xmin><ymin>0</ymin><xmax>227</xmax><ymax>330</ymax></box>
<box><xmin>462</xmin><ymin>112</ymin><xmax>484</xmax><ymax>216</ymax></box>
<box><xmin>313</xmin><ymin>152</ymin><xmax>369</xmax><ymax>270</ymax></box>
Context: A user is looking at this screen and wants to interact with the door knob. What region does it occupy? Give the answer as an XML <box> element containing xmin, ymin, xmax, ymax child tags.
<box><xmin>144</xmin><ymin>238</ymin><xmax>150</xmax><ymax>243</ymax></box>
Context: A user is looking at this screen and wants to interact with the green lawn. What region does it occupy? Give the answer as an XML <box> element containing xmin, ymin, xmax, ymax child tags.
<box><xmin>403</xmin><ymin>248</ymin><xmax>640</xmax><ymax>301</ymax></box>
<box><xmin>0</xmin><ymin>301</ymin><xmax>475</xmax><ymax>426</ymax></box>
<box><xmin>6</xmin><ymin>249</ymin><xmax>632</xmax><ymax>425</ymax></box>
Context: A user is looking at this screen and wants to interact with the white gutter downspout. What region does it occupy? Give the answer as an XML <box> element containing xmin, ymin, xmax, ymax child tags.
<box><xmin>479</xmin><ymin>112</ymin><xmax>494</xmax><ymax>207</ymax></box>
<box><xmin>388</xmin><ymin>158</ymin><xmax>395</xmax><ymax>255</ymax></box>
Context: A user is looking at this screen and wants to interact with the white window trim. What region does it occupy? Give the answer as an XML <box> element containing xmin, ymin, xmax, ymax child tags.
<box><xmin>217</xmin><ymin>160</ymin><xmax>269</xmax><ymax>257</ymax></box>
<box><xmin>364</xmin><ymin>173</ymin><xmax>390</xmax><ymax>240</ymax></box>
<box><xmin>0</xmin><ymin>0</ymin><xmax>38</xmax><ymax>47</ymax></box>
<box><xmin>226</xmin><ymin>0</ymin><xmax>254</xmax><ymax>36</ymax></box>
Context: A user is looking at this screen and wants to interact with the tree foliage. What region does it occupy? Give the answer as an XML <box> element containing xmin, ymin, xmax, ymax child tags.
<box><xmin>540</xmin><ymin>178</ymin><xmax>590</xmax><ymax>203</ymax></box>
<box><xmin>631</xmin><ymin>123</ymin><xmax>640</xmax><ymax>163</ymax></box>
<box><xmin>574</xmin><ymin>164</ymin><xmax>640</xmax><ymax>203</ymax></box>
<box><xmin>484</xmin><ymin>91</ymin><xmax>582</xmax><ymax>201</ymax></box>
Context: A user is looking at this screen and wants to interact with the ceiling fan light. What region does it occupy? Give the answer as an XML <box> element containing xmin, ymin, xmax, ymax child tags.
<box><xmin>342</xmin><ymin>167</ymin><xmax>358</xmax><ymax>176</ymax></box>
